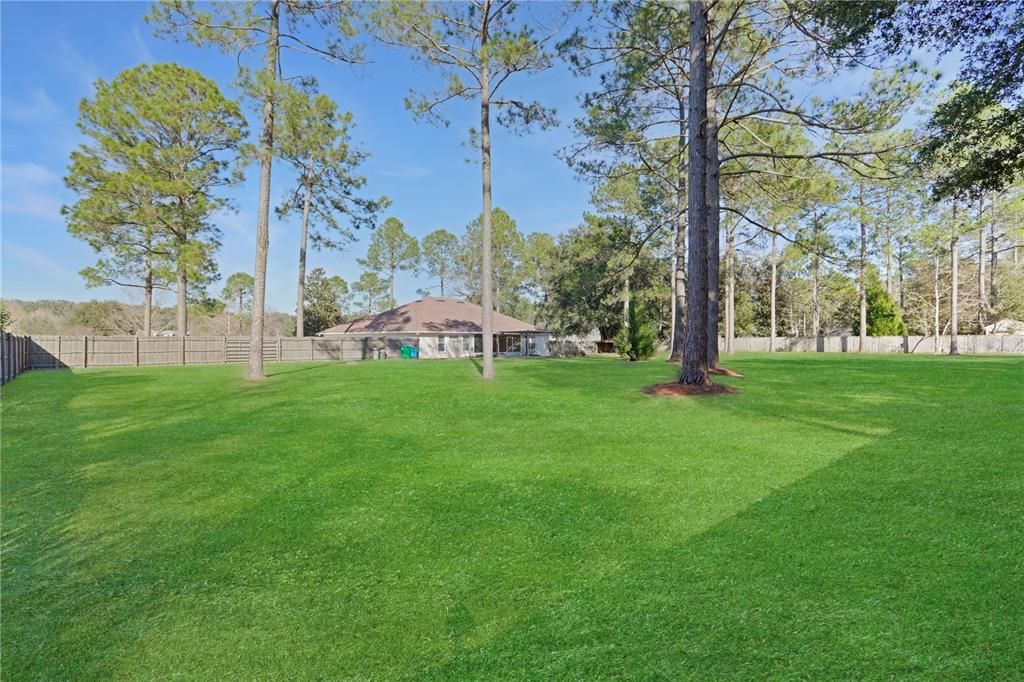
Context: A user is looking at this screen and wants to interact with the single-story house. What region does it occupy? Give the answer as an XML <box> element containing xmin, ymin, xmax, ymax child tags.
<box><xmin>318</xmin><ymin>297</ymin><xmax>552</xmax><ymax>359</ymax></box>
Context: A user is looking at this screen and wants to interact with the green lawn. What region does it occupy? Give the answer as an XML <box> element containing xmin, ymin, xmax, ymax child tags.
<box><xmin>2</xmin><ymin>354</ymin><xmax>1022</xmax><ymax>679</ymax></box>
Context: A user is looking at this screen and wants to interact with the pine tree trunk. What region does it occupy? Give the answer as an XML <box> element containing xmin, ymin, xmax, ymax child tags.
<box><xmin>897</xmin><ymin>247</ymin><xmax>906</xmax><ymax>309</ymax></box>
<box><xmin>934</xmin><ymin>253</ymin><xmax>941</xmax><ymax>354</ymax></box>
<box><xmin>247</xmin><ymin>0</ymin><xmax>280</xmax><ymax>380</ymax></box>
<box><xmin>705</xmin><ymin>88</ymin><xmax>720</xmax><ymax>369</ymax></box>
<box><xmin>725</xmin><ymin>224</ymin><xmax>734</xmax><ymax>354</ymax></box>
<box><xmin>858</xmin><ymin>182</ymin><xmax>867</xmax><ymax>351</ymax></box>
<box><xmin>812</xmin><ymin>255</ymin><xmax>820</xmax><ymax>341</ymax></box>
<box><xmin>884</xmin><ymin>194</ymin><xmax>893</xmax><ymax>296</ymax></box>
<box><xmin>671</xmin><ymin>96</ymin><xmax>687</xmax><ymax>361</ymax></box>
<box><xmin>623</xmin><ymin>272</ymin><xmax>630</xmax><ymax>327</ymax></box>
<box><xmin>479</xmin><ymin>29</ymin><xmax>495</xmax><ymax>379</ymax></box>
<box><xmin>949</xmin><ymin>203</ymin><xmax>960</xmax><ymax>356</ymax></box>
<box><xmin>769</xmin><ymin>232</ymin><xmax>777</xmax><ymax>352</ymax></box>
<box><xmin>176</xmin><ymin>256</ymin><xmax>187</xmax><ymax>337</ymax></box>
<box><xmin>295</xmin><ymin>170</ymin><xmax>313</xmax><ymax>338</ymax></box>
<box><xmin>989</xmin><ymin>221</ymin><xmax>998</xmax><ymax>304</ymax></box>
<box><xmin>143</xmin><ymin>255</ymin><xmax>153</xmax><ymax>337</ymax></box>
<box><xmin>977</xmin><ymin>196</ymin><xmax>986</xmax><ymax>333</ymax></box>
<box><xmin>679</xmin><ymin>0</ymin><xmax>708</xmax><ymax>385</ymax></box>
<box><xmin>669</xmin><ymin>235</ymin><xmax>677</xmax><ymax>354</ymax></box>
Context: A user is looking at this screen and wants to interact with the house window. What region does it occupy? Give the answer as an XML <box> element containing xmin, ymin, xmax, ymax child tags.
<box><xmin>437</xmin><ymin>336</ymin><xmax>446</xmax><ymax>353</ymax></box>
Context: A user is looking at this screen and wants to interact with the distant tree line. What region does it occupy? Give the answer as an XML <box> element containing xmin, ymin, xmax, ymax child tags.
<box><xmin>0</xmin><ymin>297</ymin><xmax>294</xmax><ymax>337</ymax></box>
<box><xmin>54</xmin><ymin>0</ymin><xmax>1023</xmax><ymax>381</ymax></box>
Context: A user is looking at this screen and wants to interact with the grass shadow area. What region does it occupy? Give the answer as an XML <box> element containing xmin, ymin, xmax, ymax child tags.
<box><xmin>429</xmin><ymin>395</ymin><xmax>1024</xmax><ymax>677</ymax></box>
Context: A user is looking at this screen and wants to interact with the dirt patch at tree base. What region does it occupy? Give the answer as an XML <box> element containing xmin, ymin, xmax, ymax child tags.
<box><xmin>642</xmin><ymin>382</ymin><xmax>738</xmax><ymax>397</ymax></box>
<box><xmin>709</xmin><ymin>366</ymin><xmax>744</xmax><ymax>378</ymax></box>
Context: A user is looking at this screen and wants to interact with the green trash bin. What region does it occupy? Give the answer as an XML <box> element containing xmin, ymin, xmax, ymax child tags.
<box><xmin>400</xmin><ymin>345</ymin><xmax>416</xmax><ymax>359</ymax></box>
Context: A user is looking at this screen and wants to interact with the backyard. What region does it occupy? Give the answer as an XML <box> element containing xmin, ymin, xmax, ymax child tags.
<box><xmin>2</xmin><ymin>355</ymin><xmax>1022</xmax><ymax>678</ymax></box>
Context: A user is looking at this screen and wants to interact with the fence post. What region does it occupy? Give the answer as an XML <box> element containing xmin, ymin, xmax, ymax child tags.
<box><xmin>310</xmin><ymin>336</ymin><xmax>314</xmax><ymax>361</ymax></box>
<box><xmin>56</xmin><ymin>335</ymin><xmax>62</xmax><ymax>368</ymax></box>
<box><xmin>83</xmin><ymin>336</ymin><xmax>88</xmax><ymax>368</ymax></box>
<box><xmin>277</xmin><ymin>336</ymin><xmax>282</xmax><ymax>363</ymax></box>
<box><xmin>223</xmin><ymin>336</ymin><xmax>228</xmax><ymax>363</ymax></box>
<box><xmin>135</xmin><ymin>336</ymin><xmax>141</xmax><ymax>366</ymax></box>
<box><xmin>181</xmin><ymin>335</ymin><xmax>186</xmax><ymax>365</ymax></box>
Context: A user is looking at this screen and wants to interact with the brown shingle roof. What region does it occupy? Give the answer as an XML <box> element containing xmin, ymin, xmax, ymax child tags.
<box><xmin>319</xmin><ymin>297</ymin><xmax>543</xmax><ymax>335</ymax></box>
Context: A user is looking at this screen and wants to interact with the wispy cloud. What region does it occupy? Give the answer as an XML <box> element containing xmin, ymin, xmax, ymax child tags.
<box><xmin>2</xmin><ymin>88</ymin><xmax>60</xmax><ymax>122</ymax></box>
<box><xmin>1</xmin><ymin>241</ymin><xmax>72</xmax><ymax>276</ymax></box>
<box><xmin>131</xmin><ymin>26</ymin><xmax>155</xmax><ymax>64</ymax></box>
<box><xmin>213</xmin><ymin>209</ymin><xmax>254</xmax><ymax>238</ymax></box>
<box><xmin>1</xmin><ymin>162</ymin><xmax>65</xmax><ymax>221</ymax></box>
<box><xmin>51</xmin><ymin>35</ymin><xmax>102</xmax><ymax>92</ymax></box>
<box><xmin>379</xmin><ymin>164</ymin><xmax>433</xmax><ymax>180</ymax></box>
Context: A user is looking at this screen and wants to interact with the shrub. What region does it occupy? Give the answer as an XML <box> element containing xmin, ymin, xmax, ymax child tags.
<box><xmin>614</xmin><ymin>304</ymin><xmax>656</xmax><ymax>361</ymax></box>
<box><xmin>865</xmin><ymin>283</ymin><xmax>907</xmax><ymax>336</ymax></box>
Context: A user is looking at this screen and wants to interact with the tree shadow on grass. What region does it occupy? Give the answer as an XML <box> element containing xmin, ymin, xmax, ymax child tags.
<box><xmin>264</xmin><ymin>363</ymin><xmax>337</xmax><ymax>378</ymax></box>
<box><xmin>0</xmin><ymin>357</ymin><xmax>864</xmax><ymax>678</ymax></box>
<box><xmin>424</xmin><ymin>414</ymin><xmax>1024</xmax><ymax>679</ymax></box>
<box><xmin>1</xmin><ymin>377</ymin><xmax>440</xmax><ymax>678</ymax></box>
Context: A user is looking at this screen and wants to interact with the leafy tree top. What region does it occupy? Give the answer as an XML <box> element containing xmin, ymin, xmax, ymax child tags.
<box><xmin>275</xmin><ymin>83</ymin><xmax>388</xmax><ymax>250</ymax></box>
<box><xmin>369</xmin><ymin>0</ymin><xmax>564</xmax><ymax>132</ymax></box>
<box><xmin>64</xmin><ymin>62</ymin><xmax>246</xmax><ymax>293</ymax></box>
<box><xmin>359</xmin><ymin>217</ymin><xmax>420</xmax><ymax>277</ymax></box>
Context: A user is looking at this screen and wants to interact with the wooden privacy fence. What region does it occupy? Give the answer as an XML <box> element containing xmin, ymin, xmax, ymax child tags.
<box><xmin>4</xmin><ymin>332</ymin><xmax>1023</xmax><ymax>383</ymax></box>
<box><xmin>727</xmin><ymin>335</ymin><xmax>1024</xmax><ymax>354</ymax></box>
<box><xmin>1</xmin><ymin>333</ymin><xmax>31</xmax><ymax>385</ymax></box>
<box><xmin>18</xmin><ymin>335</ymin><xmax>417</xmax><ymax>371</ymax></box>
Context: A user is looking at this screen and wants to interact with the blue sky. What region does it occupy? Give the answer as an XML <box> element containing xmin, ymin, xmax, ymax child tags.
<box><xmin>1</xmin><ymin>2</ymin><xmax>958</xmax><ymax>312</ymax></box>
<box><xmin>1</xmin><ymin>1</ymin><xmax>591</xmax><ymax>311</ymax></box>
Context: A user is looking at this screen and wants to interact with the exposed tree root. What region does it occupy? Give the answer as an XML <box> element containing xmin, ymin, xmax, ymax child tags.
<box><xmin>642</xmin><ymin>382</ymin><xmax>737</xmax><ymax>397</ymax></box>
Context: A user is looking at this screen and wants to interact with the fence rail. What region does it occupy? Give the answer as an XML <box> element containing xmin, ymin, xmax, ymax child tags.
<box><xmin>9</xmin><ymin>335</ymin><xmax>418</xmax><ymax>375</ymax></box>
